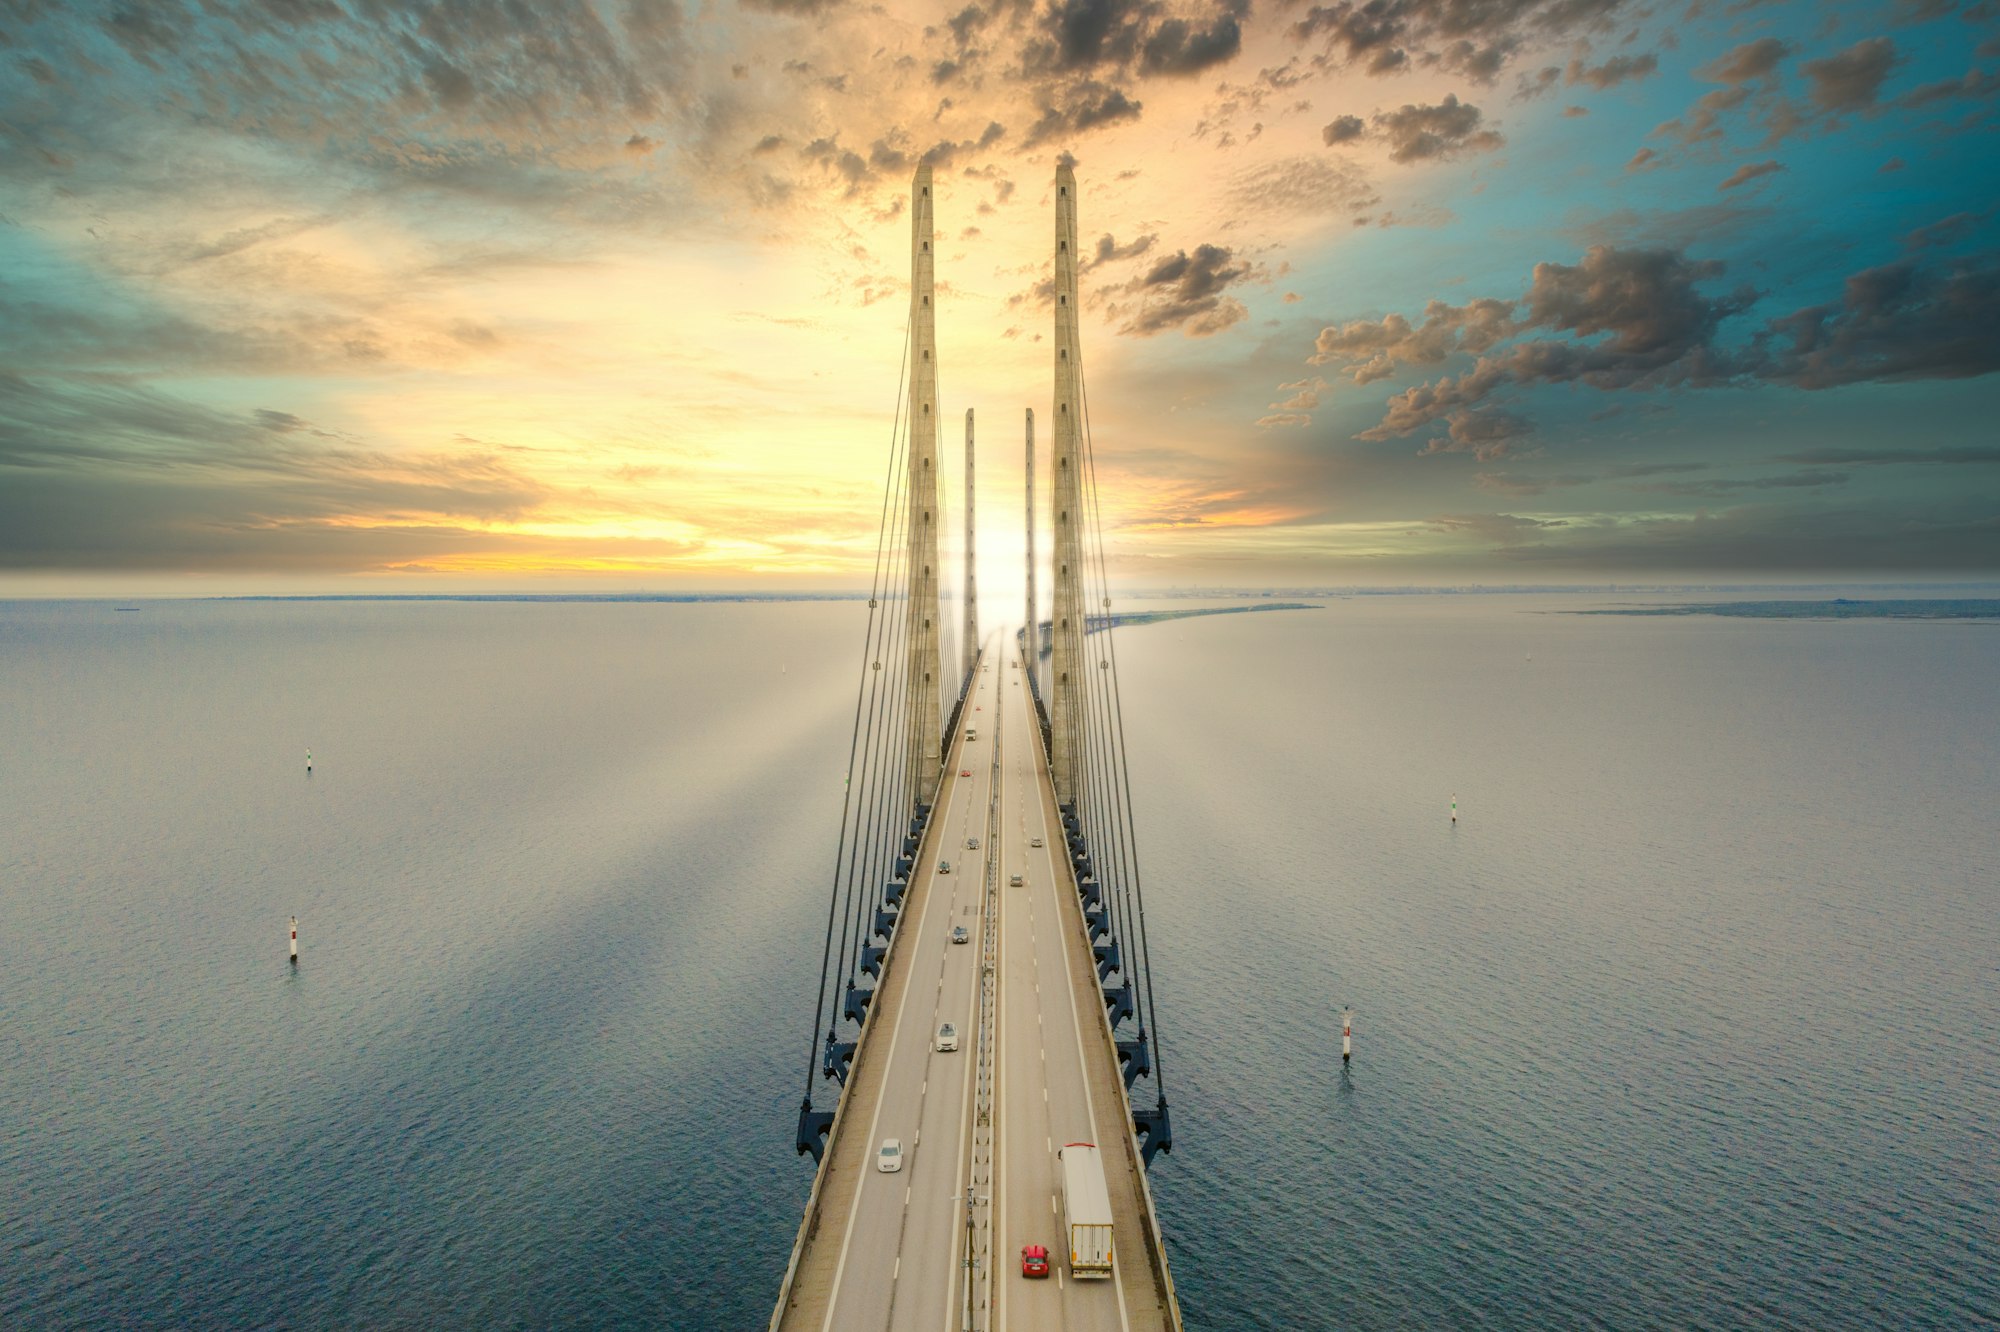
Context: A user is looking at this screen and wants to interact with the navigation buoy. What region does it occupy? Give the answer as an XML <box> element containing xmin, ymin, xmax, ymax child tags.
<box><xmin>306</xmin><ymin>749</ymin><xmax>313</xmax><ymax>774</ymax></box>
<box><xmin>1451</xmin><ymin>794</ymin><xmax>1457</xmax><ymax>825</ymax></box>
<box><xmin>1342</xmin><ymin>1007</ymin><xmax>1352</xmax><ymax>1064</ymax></box>
<box><xmin>289</xmin><ymin>916</ymin><xmax>299</xmax><ymax>965</ymax></box>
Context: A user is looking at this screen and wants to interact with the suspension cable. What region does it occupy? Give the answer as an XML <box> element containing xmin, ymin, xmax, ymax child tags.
<box><xmin>804</xmin><ymin>313</ymin><xmax>912</xmax><ymax>1098</ymax></box>
<box><xmin>1079</xmin><ymin>368</ymin><xmax>1167</xmax><ymax>1099</ymax></box>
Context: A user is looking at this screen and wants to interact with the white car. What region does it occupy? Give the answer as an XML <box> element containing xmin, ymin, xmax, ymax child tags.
<box><xmin>1009</xmin><ymin>874</ymin><xmax>1024</xmax><ymax>887</ymax></box>
<box><xmin>1030</xmin><ymin>837</ymin><xmax>1044</xmax><ymax>848</ymax></box>
<box><xmin>936</xmin><ymin>1023</ymin><xmax>959</xmax><ymax>1052</ymax></box>
<box><xmin>878</xmin><ymin>1138</ymin><xmax>904</xmax><ymax>1172</ymax></box>
<box><xmin>951</xmin><ymin>925</ymin><xmax>970</xmax><ymax>944</ymax></box>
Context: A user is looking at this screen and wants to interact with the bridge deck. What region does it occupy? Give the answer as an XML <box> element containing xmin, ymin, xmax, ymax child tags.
<box><xmin>772</xmin><ymin>647</ymin><xmax>1178</xmax><ymax>1331</ymax></box>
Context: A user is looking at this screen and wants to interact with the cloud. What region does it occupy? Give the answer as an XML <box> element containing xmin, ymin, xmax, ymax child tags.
<box><xmin>1749</xmin><ymin>253</ymin><xmax>2000</xmax><ymax>387</ymax></box>
<box><xmin>1416</xmin><ymin>407</ymin><xmax>1534</xmax><ymax>459</ymax></box>
<box><xmin>1373</xmin><ymin>95</ymin><xmax>1504</xmax><ymax>164</ymax></box>
<box><xmin>1322</xmin><ymin>114</ymin><xmax>1366</xmax><ymax>145</ymax></box>
<box><xmin>1311</xmin><ymin>296</ymin><xmax>1518</xmax><ymax>382</ymax></box>
<box><xmin>1771</xmin><ymin>446</ymin><xmax>2000</xmax><ymax>466</ymax></box>
<box><xmin>0</xmin><ymin>374</ymin><xmax>555</xmax><ymax>572</ymax></box>
<box><xmin>1317</xmin><ymin>245</ymin><xmax>1757</xmax><ymax>440</ymax></box>
<box><xmin>1022</xmin><ymin>81</ymin><xmax>1145</xmax><ymax>147</ymax></box>
<box><xmin>1227</xmin><ymin>155</ymin><xmax>1379</xmax><ymax>218</ymax></box>
<box><xmin>1718</xmin><ymin>159</ymin><xmax>1784</xmax><ymax>190</ymax></box>
<box><xmin>1637</xmin><ymin>469</ymin><xmax>1851</xmax><ymax>496</ymax></box>
<box><xmin>1463</xmin><ymin>500</ymin><xmax>2000</xmax><ymax>572</ymax></box>
<box><xmin>1698</xmin><ymin>37</ymin><xmax>1791</xmax><ymax>86</ymax></box>
<box><xmin>1139</xmin><ymin>10</ymin><xmax>1247</xmax><ymax>77</ymax></box>
<box><xmin>1626</xmin><ymin>146</ymin><xmax>1664</xmax><ymax>172</ymax></box>
<box><xmin>1089</xmin><ymin>233</ymin><xmax>1158</xmax><ymax>266</ymax></box>
<box><xmin>1566</xmin><ymin>52</ymin><xmax>1658</xmax><ymax>90</ymax></box>
<box><xmin>1290</xmin><ymin>0</ymin><xmax>1637</xmax><ymax>87</ymax></box>
<box><xmin>1426</xmin><ymin>511</ymin><xmax>1565</xmax><ymax>542</ymax></box>
<box><xmin>1021</xmin><ymin>0</ymin><xmax>1246</xmax><ymax>82</ymax></box>
<box><xmin>1801</xmin><ymin>36</ymin><xmax>1900</xmax><ymax>113</ymax></box>
<box><xmin>1309</xmin><ymin>240</ymin><xmax>2000</xmax><ymax>448</ymax></box>
<box><xmin>1116</xmin><ymin>244</ymin><xmax>1252</xmax><ymax>336</ymax></box>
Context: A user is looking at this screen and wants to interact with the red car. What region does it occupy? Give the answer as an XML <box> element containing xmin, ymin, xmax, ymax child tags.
<box><xmin>1020</xmin><ymin>1244</ymin><xmax>1050</xmax><ymax>1278</ymax></box>
<box><xmin>960</xmin><ymin>769</ymin><xmax>972</xmax><ymax>777</ymax></box>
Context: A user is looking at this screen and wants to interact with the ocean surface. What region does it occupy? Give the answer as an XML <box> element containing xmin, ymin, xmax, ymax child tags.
<box><xmin>1</xmin><ymin>596</ymin><xmax>1994</xmax><ymax>1330</ymax></box>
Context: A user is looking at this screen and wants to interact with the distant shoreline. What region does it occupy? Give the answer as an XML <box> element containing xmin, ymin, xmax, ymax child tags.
<box><xmin>1573</xmin><ymin>599</ymin><xmax>2000</xmax><ymax>621</ymax></box>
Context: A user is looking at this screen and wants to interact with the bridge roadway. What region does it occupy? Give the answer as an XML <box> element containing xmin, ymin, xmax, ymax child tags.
<box><xmin>772</xmin><ymin>641</ymin><xmax>1174</xmax><ymax>1331</ymax></box>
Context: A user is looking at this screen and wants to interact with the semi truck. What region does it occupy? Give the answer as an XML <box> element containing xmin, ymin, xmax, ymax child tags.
<box><xmin>1057</xmin><ymin>1142</ymin><xmax>1114</xmax><ymax>1278</ymax></box>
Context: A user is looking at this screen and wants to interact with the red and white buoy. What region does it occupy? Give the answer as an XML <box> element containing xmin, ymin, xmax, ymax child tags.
<box><xmin>289</xmin><ymin>916</ymin><xmax>298</xmax><ymax>965</ymax></box>
<box><xmin>1342</xmin><ymin>1007</ymin><xmax>1352</xmax><ymax>1063</ymax></box>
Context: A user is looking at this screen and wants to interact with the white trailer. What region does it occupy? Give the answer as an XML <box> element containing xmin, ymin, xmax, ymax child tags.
<box><xmin>1058</xmin><ymin>1142</ymin><xmax>1114</xmax><ymax>1278</ymax></box>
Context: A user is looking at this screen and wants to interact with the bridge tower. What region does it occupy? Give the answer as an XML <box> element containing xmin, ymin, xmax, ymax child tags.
<box><xmin>964</xmin><ymin>409</ymin><xmax>978</xmax><ymax>681</ymax></box>
<box><xmin>1024</xmin><ymin>408</ymin><xmax>1036</xmax><ymax>676</ymax></box>
<box><xmin>907</xmin><ymin>165</ymin><xmax>944</xmax><ymax>806</ymax></box>
<box><xmin>1048</xmin><ymin>164</ymin><xmax>1085</xmax><ymax>804</ymax></box>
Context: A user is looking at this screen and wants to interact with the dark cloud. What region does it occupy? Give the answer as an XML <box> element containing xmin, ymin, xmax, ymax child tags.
<box><xmin>1090</xmin><ymin>233</ymin><xmax>1158</xmax><ymax>266</ymax></box>
<box><xmin>1311</xmin><ymin>242</ymin><xmax>2000</xmax><ymax>447</ymax></box>
<box><xmin>1750</xmin><ymin>252</ymin><xmax>2000</xmax><ymax>388</ymax></box>
<box><xmin>1022</xmin><ymin>81</ymin><xmax>1144</xmax><ymax>147</ymax></box>
<box><xmin>1565</xmin><ymin>52</ymin><xmax>1657</xmax><ymax>89</ymax></box>
<box><xmin>1801</xmin><ymin>36</ymin><xmax>1900</xmax><ymax>112</ymax></box>
<box><xmin>1321</xmin><ymin>114</ymin><xmax>1366</xmax><ymax>145</ymax></box>
<box><xmin>1116</xmin><ymin>244</ymin><xmax>1252</xmax><ymax>336</ymax></box>
<box><xmin>1139</xmin><ymin>9</ymin><xmax>1246</xmax><ymax>76</ymax></box>
<box><xmin>1291</xmin><ymin>0</ymin><xmax>1638</xmax><ymax>86</ymax></box>
<box><xmin>1373</xmin><ymin>95</ymin><xmax>1504</xmax><ymax>163</ymax></box>
<box><xmin>1718</xmin><ymin>159</ymin><xmax>1784</xmax><ymax>190</ymax></box>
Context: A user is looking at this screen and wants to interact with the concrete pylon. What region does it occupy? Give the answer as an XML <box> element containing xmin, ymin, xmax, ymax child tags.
<box><xmin>964</xmin><ymin>408</ymin><xmax>978</xmax><ymax>682</ymax></box>
<box><xmin>1024</xmin><ymin>408</ymin><xmax>1036</xmax><ymax>675</ymax></box>
<box><xmin>907</xmin><ymin>165</ymin><xmax>944</xmax><ymax>807</ymax></box>
<box><xmin>1049</xmin><ymin>164</ymin><xmax>1085</xmax><ymax>805</ymax></box>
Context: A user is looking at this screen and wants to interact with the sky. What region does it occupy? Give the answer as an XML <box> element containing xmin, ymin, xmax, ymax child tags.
<box><xmin>1</xmin><ymin>0</ymin><xmax>1997</xmax><ymax>597</ymax></box>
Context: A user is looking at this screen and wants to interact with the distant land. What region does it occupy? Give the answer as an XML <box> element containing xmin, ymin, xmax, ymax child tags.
<box><xmin>1575</xmin><ymin>600</ymin><xmax>2000</xmax><ymax>621</ymax></box>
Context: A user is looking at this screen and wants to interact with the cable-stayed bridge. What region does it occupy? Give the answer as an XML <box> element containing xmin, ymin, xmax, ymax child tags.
<box><xmin>770</xmin><ymin>164</ymin><xmax>1181</xmax><ymax>1332</ymax></box>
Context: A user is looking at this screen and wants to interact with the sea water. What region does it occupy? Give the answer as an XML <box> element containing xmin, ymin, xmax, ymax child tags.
<box><xmin>1</xmin><ymin>596</ymin><xmax>1993</xmax><ymax>1329</ymax></box>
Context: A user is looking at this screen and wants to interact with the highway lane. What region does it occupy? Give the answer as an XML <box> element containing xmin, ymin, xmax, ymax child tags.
<box><xmin>814</xmin><ymin>654</ymin><xmax>995</xmax><ymax>1332</ymax></box>
<box><xmin>993</xmin><ymin>652</ymin><xmax>1134</xmax><ymax>1332</ymax></box>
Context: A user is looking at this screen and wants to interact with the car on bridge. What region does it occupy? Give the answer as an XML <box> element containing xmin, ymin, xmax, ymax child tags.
<box><xmin>1009</xmin><ymin>874</ymin><xmax>1023</xmax><ymax>887</ymax></box>
<box><xmin>1020</xmin><ymin>1244</ymin><xmax>1050</xmax><ymax>1279</ymax></box>
<box><xmin>966</xmin><ymin>837</ymin><xmax>980</xmax><ymax>849</ymax></box>
<box><xmin>951</xmin><ymin>925</ymin><xmax>970</xmax><ymax>944</ymax></box>
<box><xmin>938</xmin><ymin>860</ymin><xmax>952</xmax><ymax>874</ymax></box>
<box><xmin>935</xmin><ymin>1022</ymin><xmax>958</xmax><ymax>1051</ymax></box>
<box><xmin>877</xmin><ymin>1138</ymin><xmax>903</xmax><ymax>1172</ymax></box>
<box><xmin>1030</xmin><ymin>837</ymin><xmax>1044</xmax><ymax>848</ymax></box>
<box><xmin>960</xmin><ymin>769</ymin><xmax>972</xmax><ymax>777</ymax></box>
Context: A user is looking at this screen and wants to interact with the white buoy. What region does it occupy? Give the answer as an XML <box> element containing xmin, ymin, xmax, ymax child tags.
<box><xmin>289</xmin><ymin>916</ymin><xmax>298</xmax><ymax>965</ymax></box>
<box><xmin>1342</xmin><ymin>1007</ymin><xmax>1352</xmax><ymax>1064</ymax></box>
